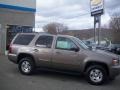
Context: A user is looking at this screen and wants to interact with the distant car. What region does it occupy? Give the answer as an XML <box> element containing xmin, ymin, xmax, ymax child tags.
<box><xmin>83</xmin><ymin>40</ymin><xmax>96</xmax><ymax>50</ymax></box>
<box><xmin>107</xmin><ymin>44</ymin><xmax>120</xmax><ymax>55</ymax></box>
<box><xmin>8</xmin><ymin>33</ymin><xmax>120</xmax><ymax>85</ymax></box>
<box><xmin>83</xmin><ymin>41</ymin><xmax>107</xmax><ymax>51</ymax></box>
<box><xmin>96</xmin><ymin>44</ymin><xmax>110</xmax><ymax>51</ymax></box>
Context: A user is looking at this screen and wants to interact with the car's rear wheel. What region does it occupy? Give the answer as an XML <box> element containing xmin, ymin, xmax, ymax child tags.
<box><xmin>18</xmin><ymin>57</ymin><xmax>35</xmax><ymax>75</ymax></box>
<box><xmin>85</xmin><ymin>65</ymin><xmax>108</xmax><ymax>85</ymax></box>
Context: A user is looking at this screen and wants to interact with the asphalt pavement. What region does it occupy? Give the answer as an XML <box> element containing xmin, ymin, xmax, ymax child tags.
<box><xmin>0</xmin><ymin>55</ymin><xmax>120</xmax><ymax>90</ymax></box>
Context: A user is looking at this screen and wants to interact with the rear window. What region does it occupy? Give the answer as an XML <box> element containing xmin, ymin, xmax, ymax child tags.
<box><xmin>13</xmin><ymin>34</ymin><xmax>35</xmax><ymax>45</ymax></box>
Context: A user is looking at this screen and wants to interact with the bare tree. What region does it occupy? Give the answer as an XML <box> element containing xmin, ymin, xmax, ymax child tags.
<box><xmin>43</xmin><ymin>22</ymin><xmax>68</xmax><ymax>35</ymax></box>
<box><xmin>110</xmin><ymin>14</ymin><xmax>120</xmax><ymax>32</ymax></box>
<box><xmin>109</xmin><ymin>13</ymin><xmax>120</xmax><ymax>43</ymax></box>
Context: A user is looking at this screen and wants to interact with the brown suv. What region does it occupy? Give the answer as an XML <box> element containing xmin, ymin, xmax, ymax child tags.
<box><xmin>8</xmin><ymin>33</ymin><xmax>120</xmax><ymax>85</ymax></box>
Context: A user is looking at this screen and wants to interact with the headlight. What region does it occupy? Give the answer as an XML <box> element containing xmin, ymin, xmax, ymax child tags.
<box><xmin>112</xmin><ymin>59</ymin><xmax>119</xmax><ymax>66</ymax></box>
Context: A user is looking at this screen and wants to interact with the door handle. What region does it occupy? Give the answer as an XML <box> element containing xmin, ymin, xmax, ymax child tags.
<box><xmin>56</xmin><ymin>51</ymin><xmax>61</xmax><ymax>54</ymax></box>
<box><xmin>33</xmin><ymin>49</ymin><xmax>39</xmax><ymax>52</ymax></box>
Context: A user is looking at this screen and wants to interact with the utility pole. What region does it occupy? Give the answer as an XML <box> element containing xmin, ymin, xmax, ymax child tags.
<box><xmin>94</xmin><ymin>15</ymin><xmax>101</xmax><ymax>45</ymax></box>
<box><xmin>98</xmin><ymin>16</ymin><xmax>101</xmax><ymax>45</ymax></box>
<box><xmin>94</xmin><ymin>17</ymin><xmax>96</xmax><ymax>43</ymax></box>
<box><xmin>90</xmin><ymin>0</ymin><xmax>104</xmax><ymax>45</ymax></box>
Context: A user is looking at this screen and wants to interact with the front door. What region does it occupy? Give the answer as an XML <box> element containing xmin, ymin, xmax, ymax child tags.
<box><xmin>52</xmin><ymin>36</ymin><xmax>80</xmax><ymax>71</ymax></box>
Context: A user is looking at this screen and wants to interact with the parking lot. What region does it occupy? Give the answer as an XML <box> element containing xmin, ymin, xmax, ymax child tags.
<box><xmin>0</xmin><ymin>55</ymin><xmax>120</xmax><ymax>90</ymax></box>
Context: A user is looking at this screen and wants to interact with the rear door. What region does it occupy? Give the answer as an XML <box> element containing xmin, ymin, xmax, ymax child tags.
<box><xmin>34</xmin><ymin>35</ymin><xmax>54</xmax><ymax>67</ymax></box>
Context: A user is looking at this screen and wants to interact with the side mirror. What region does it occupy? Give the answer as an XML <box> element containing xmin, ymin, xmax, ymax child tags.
<box><xmin>71</xmin><ymin>47</ymin><xmax>79</xmax><ymax>52</ymax></box>
<box><xmin>36</xmin><ymin>44</ymin><xmax>47</xmax><ymax>48</ymax></box>
<box><xmin>88</xmin><ymin>46</ymin><xmax>92</xmax><ymax>50</ymax></box>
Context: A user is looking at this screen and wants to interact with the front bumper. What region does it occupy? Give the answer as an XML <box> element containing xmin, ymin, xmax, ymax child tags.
<box><xmin>109</xmin><ymin>65</ymin><xmax>120</xmax><ymax>78</ymax></box>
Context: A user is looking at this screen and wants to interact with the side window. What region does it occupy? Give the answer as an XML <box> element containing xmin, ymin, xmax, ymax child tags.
<box><xmin>56</xmin><ymin>37</ymin><xmax>78</xmax><ymax>50</ymax></box>
<box><xmin>13</xmin><ymin>34</ymin><xmax>35</xmax><ymax>45</ymax></box>
<box><xmin>35</xmin><ymin>36</ymin><xmax>53</xmax><ymax>48</ymax></box>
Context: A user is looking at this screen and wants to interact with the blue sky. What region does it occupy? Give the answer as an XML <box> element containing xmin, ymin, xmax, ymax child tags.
<box><xmin>35</xmin><ymin>0</ymin><xmax>120</xmax><ymax>32</ymax></box>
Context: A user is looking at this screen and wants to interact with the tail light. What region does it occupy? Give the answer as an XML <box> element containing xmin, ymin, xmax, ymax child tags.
<box><xmin>8</xmin><ymin>44</ymin><xmax>12</xmax><ymax>53</ymax></box>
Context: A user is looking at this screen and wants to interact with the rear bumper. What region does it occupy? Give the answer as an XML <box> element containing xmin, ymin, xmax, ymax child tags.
<box><xmin>109</xmin><ymin>65</ymin><xmax>120</xmax><ymax>78</ymax></box>
<box><xmin>8</xmin><ymin>54</ymin><xmax>17</xmax><ymax>64</ymax></box>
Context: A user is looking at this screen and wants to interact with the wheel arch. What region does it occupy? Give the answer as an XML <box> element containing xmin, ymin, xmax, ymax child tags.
<box><xmin>17</xmin><ymin>53</ymin><xmax>36</xmax><ymax>64</ymax></box>
<box><xmin>84</xmin><ymin>61</ymin><xmax>109</xmax><ymax>76</ymax></box>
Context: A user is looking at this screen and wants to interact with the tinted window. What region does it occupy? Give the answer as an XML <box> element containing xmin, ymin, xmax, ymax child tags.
<box><xmin>13</xmin><ymin>34</ymin><xmax>35</xmax><ymax>45</ymax></box>
<box><xmin>56</xmin><ymin>37</ymin><xmax>78</xmax><ymax>50</ymax></box>
<box><xmin>35</xmin><ymin>36</ymin><xmax>53</xmax><ymax>48</ymax></box>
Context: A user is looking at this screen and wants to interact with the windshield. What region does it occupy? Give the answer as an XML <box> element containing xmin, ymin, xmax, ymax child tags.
<box><xmin>73</xmin><ymin>37</ymin><xmax>89</xmax><ymax>49</ymax></box>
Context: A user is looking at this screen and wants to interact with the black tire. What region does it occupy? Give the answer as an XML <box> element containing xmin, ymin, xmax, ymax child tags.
<box><xmin>18</xmin><ymin>57</ymin><xmax>35</xmax><ymax>75</ymax></box>
<box><xmin>85</xmin><ymin>65</ymin><xmax>108</xmax><ymax>85</ymax></box>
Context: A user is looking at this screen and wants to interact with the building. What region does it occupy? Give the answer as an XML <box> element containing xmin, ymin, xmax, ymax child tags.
<box><xmin>0</xmin><ymin>0</ymin><xmax>36</xmax><ymax>54</ymax></box>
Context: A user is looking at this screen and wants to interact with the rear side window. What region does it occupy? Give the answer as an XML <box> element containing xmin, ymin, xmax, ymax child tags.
<box><xmin>35</xmin><ymin>35</ymin><xmax>53</xmax><ymax>48</ymax></box>
<box><xmin>13</xmin><ymin>34</ymin><xmax>35</xmax><ymax>45</ymax></box>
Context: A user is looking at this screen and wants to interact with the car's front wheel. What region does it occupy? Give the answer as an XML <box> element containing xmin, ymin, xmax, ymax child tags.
<box><xmin>85</xmin><ymin>65</ymin><xmax>108</xmax><ymax>85</ymax></box>
<box><xmin>18</xmin><ymin>57</ymin><xmax>35</xmax><ymax>75</ymax></box>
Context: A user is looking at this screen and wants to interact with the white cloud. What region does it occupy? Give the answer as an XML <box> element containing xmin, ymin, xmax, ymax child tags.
<box><xmin>35</xmin><ymin>0</ymin><xmax>120</xmax><ymax>32</ymax></box>
<box><xmin>34</xmin><ymin>27</ymin><xmax>44</xmax><ymax>32</ymax></box>
<box><xmin>101</xmin><ymin>14</ymin><xmax>111</xmax><ymax>25</ymax></box>
<box><xmin>36</xmin><ymin>0</ymin><xmax>66</xmax><ymax>10</ymax></box>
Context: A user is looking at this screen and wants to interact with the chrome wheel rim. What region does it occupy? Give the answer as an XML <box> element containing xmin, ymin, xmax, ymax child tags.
<box><xmin>21</xmin><ymin>61</ymin><xmax>31</xmax><ymax>73</ymax></box>
<box><xmin>89</xmin><ymin>69</ymin><xmax>103</xmax><ymax>83</ymax></box>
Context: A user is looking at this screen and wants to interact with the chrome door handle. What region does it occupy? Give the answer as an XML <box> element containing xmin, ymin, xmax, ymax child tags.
<box><xmin>33</xmin><ymin>49</ymin><xmax>39</xmax><ymax>52</ymax></box>
<box><xmin>56</xmin><ymin>51</ymin><xmax>61</xmax><ymax>54</ymax></box>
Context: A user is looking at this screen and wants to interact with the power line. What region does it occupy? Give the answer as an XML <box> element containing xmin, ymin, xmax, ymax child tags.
<box><xmin>36</xmin><ymin>12</ymin><xmax>90</xmax><ymax>18</ymax></box>
<box><xmin>36</xmin><ymin>9</ymin><xmax>90</xmax><ymax>18</ymax></box>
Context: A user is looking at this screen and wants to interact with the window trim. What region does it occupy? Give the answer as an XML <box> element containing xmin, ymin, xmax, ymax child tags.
<box><xmin>35</xmin><ymin>35</ymin><xmax>54</xmax><ymax>48</ymax></box>
<box><xmin>55</xmin><ymin>36</ymin><xmax>79</xmax><ymax>51</ymax></box>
